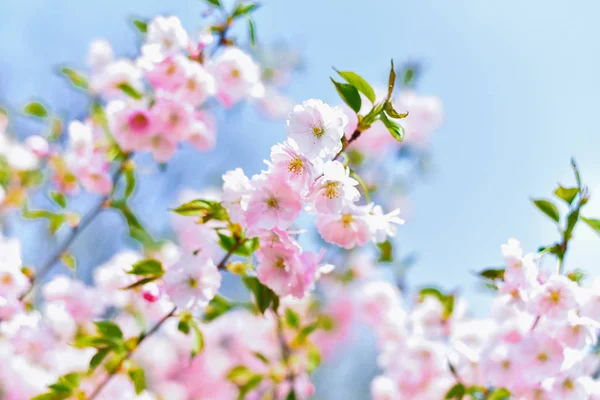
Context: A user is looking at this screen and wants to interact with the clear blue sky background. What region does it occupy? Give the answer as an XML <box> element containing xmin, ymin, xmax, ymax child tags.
<box><xmin>2</xmin><ymin>1</ymin><xmax>600</xmax><ymax>398</ymax></box>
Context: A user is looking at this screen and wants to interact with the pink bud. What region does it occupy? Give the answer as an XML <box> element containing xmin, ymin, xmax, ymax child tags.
<box><xmin>142</xmin><ymin>282</ymin><xmax>162</xmax><ymax>303</ymax></box>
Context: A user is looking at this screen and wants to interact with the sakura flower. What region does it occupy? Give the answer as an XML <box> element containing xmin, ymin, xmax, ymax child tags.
<box><xmin>371</xmin><ymin>375</ymin><xmax>400</xmax><ymax>400</ymax></box>
<box><xmin>221</xmin><ymin>168</ymin><xmax>252</xmax><ymax>225</ymax></box>
<box><xmin>529</xmin><ymin>275</ymin><xmax>579</xmax><ymax>320</ymax></box>
<box><xmin>24</xmin><ymin>135</ymin><xmax>49</xmax><ymax>158</ymax></box>
<box><xmin>367</xmin><ymin>205</ymin><xmax>404</xmax><ymax>243</ymax></box>
<box><xmin>0</xmin><ymin>235</ymin><xmax>27</xmax><ymax>298</ymax></box>
<box><xmin>580</xmin><ymin>277</ymin><xmax>600</xmax><ymax>323</ymax></box>
<box><xmin>153</xmin><ymin>94</ymin><xmax>193</xmax><ymax>142</ymax></box>
<box><xmin>268</xmin><ymin>140</ymin><xmax>317</xmax><ymax>193</ymax></box>
<box><xmin>287</xmin><ymin>99</ymin><xmax>347</xmax><ymax>159</ymax></box>
<box><xmin>255</xmin><ymin>244</ymin><xmax>303</xmax><ymax>298</ymax></box>
<box><xmin>316</xmin><ymin>204</ymin><xmax>372</xmax><ymax>249</ymax></box>
<box><xmin>549</xmin><ymin>373</ymin><xmax>589</xmax><ymax>400</ymax></box>
<box><xmin>163</xmin><ymin>254</ymin><xmax>221</xmax><ymax>310</ymax></box>
<box><xmin>145</xmin><ymin>55</ymin><xmax>188</xmax><ymax>92</ymax></box>
<box><xmin>86</xmin><ymin>39</ymin><xmax>114</xmax><ymax>71</ymax></box>
<box><xmin>480</xmin><ymin>343</ymin><xmax>524</xmax><ymax>389</ymax></box>
<box><xmin>245</xmin><ymin>173</ymin><xmax>302</xmax><ymax>232</ymax></box>
<box><xmin>308</xmin><ymin>160</ymin><xmax>359</xmax><ymax>213</ymax></box>
<box><xmin>208</xmin><ymin>47</ymin><xmax>262</xmax><ymax>107</ymax></box>
<box><xmin>42</xmin><ymin>276</ymin><xmax>105</xmax><ymax>321</ymax></box>
<box><xmin>145</xmin><ymin>16</ymin><xmax>190</xmax><ymax>58</ymax></box>
<box><xmin>176</xmin><ymin>60</ymin><xmax>216</xmax><ymax>106</ymax></box>
<box><xmin>555</xmin><ymin>315</ymin><xmax>598</xmax><ymax>349</ymax></box>
<box><xmin>89</xmin><ymin>59</ymin><xmax>143</xmax><ymax>97</ymax></box>
<box><xmin>187</xmin><ymin>111</ymin><xmax>217</xmax><ymax>152</ymax></box>
<box><xmin>519</xmin><ymin>334</ymin><xmax>565</xmax><ymax>383</ymax></box>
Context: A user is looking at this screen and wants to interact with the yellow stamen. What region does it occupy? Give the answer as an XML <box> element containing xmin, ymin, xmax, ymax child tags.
<box><xmin>266</xmin><ymin>196</ymin><xmax>279</xmax><ymax>209</ymax></box>
<box><xmin>287</xmin><ymin>158</ymin><xmax>303</xmax><ymax>174</ymax></box>
<box><xmin>312</xmin><ymin>125</ymin><xmax>324</xmax><ymax>138</ymax></box>
<box><xmin>322</xmin><ymin>181</ymin><xmax>340</xmax><ymax>199</ymax></box>
<box><xmin>341</xmin><ymin>213</ymin><xmax>353</xmax><ymax>226</ymax></box>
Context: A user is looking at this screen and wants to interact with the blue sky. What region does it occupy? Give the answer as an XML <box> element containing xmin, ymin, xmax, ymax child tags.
<box><xmin>2</xmin><ymin>1</ymin><xmax>600</xmax><ymax>397</ymax></box>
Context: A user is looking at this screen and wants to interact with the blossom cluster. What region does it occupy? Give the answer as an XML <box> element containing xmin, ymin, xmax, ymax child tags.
<box><xmin>218</xmin><ymin>98</ymin><xmax>403</xmax><ymax>298</ymax></box>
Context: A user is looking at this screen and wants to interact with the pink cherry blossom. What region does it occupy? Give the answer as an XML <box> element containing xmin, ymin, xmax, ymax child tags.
<box><xmin>268</xmin><ymin>140</ymin><xmax>317</xmax><ymax>193</ymax></box>
<box><xmin>221</xmin><ymin>168</ymin><xmax>252</xmax><ymax>225</ymax></box>
<box><xmin>287</xmin><ymin>99</ymin><xmax>347</xmax><ymax>159</ymax></box>
<box><xmin>208</xmin><ymin>47</ymin><xmax>262</xmax><ymax>107</ymax></box>
<box><xmin>529</xmin><ymin>275</ymin><xmax>579</xmax><ymax>320</ymax></box>
<box><xmin>163</xmin><ymin>254</ymin><xmax>221</xmax><ymax>310</ymax></box>
<box><xmin>316</xmin><ymin>204</ymin><xmax>372</xmax><ymax>249</ymax></box>
<box><xmin>308</xmin><ymin>160</ymin><xmax>359</xmax><ymax>214</ymax></box>
<box><xmin>245</xmin><ymin>173</ymin><xmax>303</xmax><ymax>232</ymax></box>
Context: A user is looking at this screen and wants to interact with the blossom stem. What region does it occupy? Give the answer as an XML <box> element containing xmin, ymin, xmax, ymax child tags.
<box><xmin>333</xmin><ymin>128</ymin><xmax>362</xmax><ymax>161</ymax></box>
<box><xmin>88</xmin><ymin>305</ymin><xmax>177</xmax><ymax>400</ymax></box>
<box><xmin>20</xmin><ymin>157</ymin><xmax>130</xmax><ymax>300</ymax></box>
<box><xmin>216</xmin><ymin>237</ymin><xmax>247</xmax><ymax>270</ymax></box>
<box><xmin>276</xmin><ymin>315</ymin><xmax>296</xmax><ymax>391</ymax></box>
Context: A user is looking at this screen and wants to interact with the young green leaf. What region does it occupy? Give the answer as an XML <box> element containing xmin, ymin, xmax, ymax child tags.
<box><xmin>377</xmin><ymin>240</ymin><xmax>393</xmax><ymax>262</ymax></box>
<box><xmin>117</xmin><ymin>83</ymin><xmax>143</xmax><ymax>100</ymax></box>
<box><xmin>89</xmin><ymin>348</ymin><xmax>110</xmax><ymax>372</ymax></box>
<box><xmin>284</xmin><ymin>308</ymin><xmax>300</xmax><ymax>329</ymax></box>
<box><xmin>330</xmin><ymin>78</ymin><xmax>361</xmax><ymax>113</ymax></box>
<box><xmin>24</xmin><ymin>101</ymin><xmax>48</xmax><ymax>118</ymax></box>
<box><xmin>248</xmin><ymin>18</ymin><xmax>256</xmax><ymax>46</ymax></box>
<box><xmin>384</xmin><ymin>101</ymin><xmax>409</xmax><ymax>119</ymax></box>
<box><xmin>128</xmin><ymin>367</ymin><xmax>146</xmax><ymax>395</ymax></box>
<box><xmin>445</xmin><ymin>383</ymin><xmax>466</xmax><ymax>399</ymax></box>
<box><xmin>94</xmin><ymin>321</ymin><xmax>124</xmax><ymax>339</ymax></box>
<box><xmin>334</xmin><ymin>69</ymin><xmax>376</xmax><ymax>103</ymax></box>
<box><xmin>478</xmin><ymin>268</ymin><xmax>505</xmax><ymax>281</ymax></box>
<box><xmin>204</xmin><ymin>0</ymin><xmax>222</xmax><ymax>7</ymax></box>
<box><xmin>380</xmin><ymin>111</ymin><xmax>405</xmax><ymax>142</ymax></box>
<box><xmin>582</xmin><ymin>217</ymin><xmax>600</xmax><ymax>235</ymax></box>
<box><xmin>132</xmin><ymin>19</ymin><xmax>148</xmax><ymax>33</ymax></box>
<box><xmin>387</xmin><ymin>59</ymin><xmax>396</xmax><ymax>101</ymax></box>
<box><xmin>532</xmin><ymin>199</ymin><xmax>560</xmax><ymax>223</ymax></box>
<box><xmin>242</xmin><ymin>276</ymin><xmax>280</xmax><ymax>314</ymax></box>
<box><xmin>232</xmin><ymin>2</ymin><xmax>260</xmax><ymax>18</ymax></box>
<box><xmin>59</xmin><ymin>67</ymin><xmax>88</xmax><ymax>90</ymax></box>
<box><xmin>49</xmin><ymin>191</ymin><xmax>67</xmax><ymax>208</ymax></box>
<box><xmin>190</xmin><ymin>320</ymin><xmax>205</xmax><ymax>358</ymax></box>
<box><xmin>128</xmin><ymin>259</ymin><xmax>164</xmax><ymax>277</ymax></box>
<box><xmin>554</xmin><ymin>185</ymin><xmax>579</xmax><ymax>205</ymax></box>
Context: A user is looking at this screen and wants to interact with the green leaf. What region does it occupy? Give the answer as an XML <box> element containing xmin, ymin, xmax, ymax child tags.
<box><xmin>582</xmin><ymin>217</ymin><xmax>600</xmax><ymax>235</ymax></box>
<box><xmin>204</xmin><ymin>0</ymin><xmax>222</xmax><ymax>7</ymax></box>
<box><xmin>330</xmin><ymin>78</ymin><xmax>361</xmax><ymax>113</ymax></box>
<box><xmin>117</xmin><ymin>83</ymin><xmax>143</xmax><ymax>100</ymax></box>
<box><xmin>242</xmin><ymin>276</ymin><xmax>279</xmax><ymax>314</ymax></box>
<box><xmin>49</xmin><ymin>191</ymin><xmax>67</xmax><ymax>208</ymax></box>
<box><xmin>61</xmin><ymin>252</ymin><xmax>76</xmax><ymax>270</ymax></box>
<box><xmin>248</xmin><ymin>18</ymin><xmax>256</xmax><ymax>46</ymax></box>
<box><xmin>128</xmin><ymin>367</ymin><xmax>146</xmax><ymax>395</ymax></box>
<box><xmin>58</xmin><ymin>373</ymin><xmax>81</xmax><ymax>389</ymax></box>
<box><xmin>419</xmin><ymin>287</ymin><xmax>454</xmax><ymax>319</ymax></box>
<box><xmin>487</xmin><ymin>388</ymin><xmax>511</xmax><ymax>400</ymax></box>
<box><xmin>403</xmin><ymin>67</ymin><xmax>415</xmax><ymax>86</ymax></box>
<box><xmin>128</xmin><ymin>259</ymin><xmax>164</xmax><ymax>277</ymax></box>
<box><xmin>445</xmin><ymin>383</ymin><xmax>465</xmax><ymax>399</ymax></box>
<box><xmin>227</xmin><ymin>365</ymin><xmax>254</xmax><ymax>382</ymax></box>
<box><xmin>238</xmin><ymin>375</ymin><xmax>263</xmax><ymax>399</ymax></box>
<box><xmin>380</xmin><ymin>111</ymin><xmax>405</xmax><ymax>142</ymax></box>
<box><xmin>190</xmin><ymin>320</ymin><xmax>205</xmax><ymax>358</ymax></box>
<box><xmin>171</xmin><ymin>199</ymin><xmax>228</xmax><ymax>221</ymax></box>
<box><xmin>89</xmin><ymin>348</ymin><xmax>110</xmax><ymax>372</ymax></box>
<box><xmin>334</xmin><ymin>69</ymin><xmax>376</xmax><ymax>103</ymax></box>
<box><xmin>387</xmin><ymin>59</ymin><xmax>396</xmax><ymax>101</ymax></box>
<box><xmin>286</xmin><ymin>391</ymin><xmax>298</xmax><ymax>400</ymax></box>
<box><xmin>132</xmin><ymin>19</ymin><xmax>147</xmax><ymax>33</ymax></box>
<box><xmin>306</xmin><ymin>343</ymin><xmax>321</xmax><ymax>373</ymax></box>
<box><xmin>113</xmin><ymin>202</ymin><xmax>156</xmax><ymax>248</ymax></box>
<box><xmin>285</xmin><ymin>308</ymin><xmax>300</xmax><ymax>329</ymax></box>
<box><xmin>95</xmin><ymin>321</ymin><xmax>124</xmax><ymax>339</ymax></box>
<box><xmin>568</xmin><ymin>269</ymin><xmax>585</xmax><ymax>284</ymax></box>
<box><xmin>23</xmin><ymin>101</ymin><xmax>48</xmax><ymax>118</ymax></box>
<box><xmin>377</xmin><ymin>240</ymin><xmax>393</xmax><ymax>262</ymax></box>
<box><xmin>232</xmin><ymin>2</ymin><xmax>260</xmax><ymax>18</ymax></box>
<box><xmin>177</xmin><ymin>318</ymin><xmax>191</xmax><ymax>334</ymax></box>
<box><xmin>572</xmin><ymin>158</ymin><xmax>582</xmax><ymax>189</ymax></box>
<box><xmin>49</xmin><ymin>214</ymin><xmax>66</xmax><ymax>235</ymax></box>
<box><xmin>554</xmin><ymin>185</ymin><xmax>579</xmax><ymax>205</ymax></box>
<box><xmin>203</xmin><ymin>295</ymin><xmax>234</xmax><ymax>322</ymax></box>
<box><xmin>384</xmin><ymin>101</ymin><xmax>409</xmax><ymax>119</ymax></box>
<box><xmin>532</xmin><ymin>199</ymin><xmax>560</xmax><ymax>223</ymax></box>
<box><xmin>479</xmin><ymin>268</ymin><xmax>505</xmax><ymax>281</ymax></box>
<box><xmin>124</xmin><ymin>167</ymin><xmax>136</xmax><ymax>199</ymax></box>
<box><xmin>59</xmin><ymin>67</ymin><xmax>88</xmax><ymax>90</ymax></box>
<box><xmin>234</xmin><ymin>237</ymin><xmax>259</xmax><ymax>257</ymax></box>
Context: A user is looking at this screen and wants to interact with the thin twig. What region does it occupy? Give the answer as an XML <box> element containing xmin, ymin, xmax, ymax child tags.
<box><xmin>21</xmin><ymin>162</ymin><xmax>128</xmax><ymax>300</ymax></box>
<box><xmin>333</xmin><ymin>128</ymin><xmax>362</xmax><ymax>161</ymax></box>
<box><xmin>88</xmin><ymin>305</ymin><xmax>177</xmax><ymax>400</ymax></box>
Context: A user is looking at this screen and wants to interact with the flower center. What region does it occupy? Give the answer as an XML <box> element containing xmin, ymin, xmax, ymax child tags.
<box><xmin>563</xmin><ymin>379</ymin><xmax>574</xmax><ymax>390</ymax></box>
<box><xmin>501</xmin><ymin>360</ymin><xmax>511</xmax><ymax>370</ymax></box>
<box><xmin>312</xmin><ymin>125</ymin><xmax>325</xmax><ymax>138</ymax></box>
<box><xmin>188</xmin><ymin>277</ymin><xmax>198</xmax><ymax>288</ymax></box>
<box><xmin>323</xmin><ymin>181</ymin><xmax>340</xmax><ymax>199</ymax></box>
<box><xmin>187</xmin><ymin>79</ymin><xmax>197</xmax><ymax>90</ymax></box>
<box><xmin>341</xmin><ymin>213</ymin><xmax>354</xmax><ymax>226</ymax></box>
<box><xmin>1</xmin><ymin>273</ymin><xmax>13</xmax><ymax>285</ymax></box>
<box><xmin>128</xmin><ymin>111</ymin><xmax>150</xmax><ymax>132</ymax></box>
<box><xmin>166</xmin><ymin>64</ymin><xmax>177</xmax><ymax>76</ymax></box>
<box><xmin>169</xmin><ymin>112</ymin><xmax>180</xmax><ymax>126</ymax></box>
<box><xmin>274</xmin><ymin>257</ymin><xmax>285</xmax><ymax>269</ymax></box>
<box><xmin>266</xmin><ymin>196</ymin><xmax>279</xmax><ymax>209</ymax></box>
<box><xmin>537</xmin><ymin>352</ymin><xmax>548</xmax><ymax>363</ymax></box>
<box><xmin>287</xmin><ymin>158</ymin><xmax>303</xmax><ymax>174</ymax></box>
<box><xmin>548</xmin><ymin>289</ymin><xmax>561</xmax><ymax>305</ymax></box>
<box><xmin>231</xmin><ymin>68</ymin><xmax>241</xmax><ymax>78</ymax></box>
